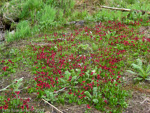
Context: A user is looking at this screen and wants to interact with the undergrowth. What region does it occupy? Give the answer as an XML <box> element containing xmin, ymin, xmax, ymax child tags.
<box><xmin>0</xmin><ymin>0</ymin><xmax>150</xmax><ymax>113</ymax></box>
<box><xmin>1</xmin><ymin>0</ymin><xmax>150</xmax><ymax>42</ymax></box>
<box><xmin>1</xmin><ymin>19</ymin><xmax>150</xmax><ymax>112</ymax></box>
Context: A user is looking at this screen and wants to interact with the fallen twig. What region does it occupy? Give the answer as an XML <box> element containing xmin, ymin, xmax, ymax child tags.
<box><xmin>0</xmin><ymin>77</ymin><xmax>24</xmax><ymax>92</ymax></box>
<box><xmin>42</xmin><ymin>98</ymin><xmax>63</xmax><ymax>113</ymax></box>
<box><xmin>101</xmin><ymin>6</ymin><xmax>150</xmax><ymax>15</ymax></box>
<box><xmin>140</xmin><ymin>97</ymin><xmax>150</xmax><ymax>104</ymax></box>
<box><xmin>3</xmin><ymin>14</ymin><xmax>16</xmax><ymax>23</ymax></box>
<box><xmin>101</xmin><ymin>6</ymin><xmax>131</xmax><ymax>12</ymax></box>
<box><xmin>54</xmin><ymin>87</ymin><xmax>66</xmax><ymax>94</ymax></box>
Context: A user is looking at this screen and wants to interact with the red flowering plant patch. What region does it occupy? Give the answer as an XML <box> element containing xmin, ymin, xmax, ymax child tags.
<box><xmin>0</xmin><ymin>90</ymin><xmax>34</xmax><ymax>113</ymax></box>
<box><xmin>0</xmin><ymin>59</ymin><xmax>17</xmax><ymax>77</ymax></box>
<box><xmin>25</xmin><ymin>20</ymin><xmax>150</xmax><ymax>112</ymax></box>
<box><xmin>0</xmin><ymin>76</ymin><xmax>35</xmax><ymax>113</ymax></box>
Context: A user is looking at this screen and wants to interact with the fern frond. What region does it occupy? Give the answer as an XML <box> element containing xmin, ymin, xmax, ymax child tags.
<box><xmin>126</xmin><ymin>70</ymin><xmax>137</xmax><ymax>75</ymax></box>
<box><xmin>131</xmin><ymin>63</ymin><xmax>142</xmax><ymax>71</ymax></box>
<box><xmin>136</xmin><ymin>58</ymin><xmax>142</xmax><ymax>68</ymax></box>
<box><xmin>146</xmin><ymin>64</ymin><xmax>150</xmax><ymax>74</ymax></box>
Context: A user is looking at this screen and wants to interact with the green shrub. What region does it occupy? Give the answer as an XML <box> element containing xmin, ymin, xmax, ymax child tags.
<box><xmin>19</xmin><ymin>0</ymin><xmax>43</xmax><ymax>19</ymax></box>
<box><xmin>6</xmin><ymin>20</ymin><xmax>31</xmax><ymax>42</ymax></box>
<box><xmin>37</xmin><ymin>5</ymin><xmax>57</xmax><ymax>29</ymax></box>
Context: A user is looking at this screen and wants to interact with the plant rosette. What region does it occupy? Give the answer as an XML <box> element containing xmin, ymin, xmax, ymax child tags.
<box><xmin>126</xmin><ymin>58</ymin><xmax>150</xmax><ymax>82</ymax></box>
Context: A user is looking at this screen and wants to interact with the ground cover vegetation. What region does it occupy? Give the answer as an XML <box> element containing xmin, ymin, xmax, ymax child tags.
<box><xmin>0</xmin><ymin>0</ymin><xmax>150</xmax><ymax>113</ymax></box>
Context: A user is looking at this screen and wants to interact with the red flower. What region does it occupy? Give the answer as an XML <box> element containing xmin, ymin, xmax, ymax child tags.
<box><xmin>21</xmin><ymin>105</ymin><xmax>24</xmax><ymax>110</ymax></box>
<box><xmin>3</xmin><ymin>105</ymin><xmax>8</xmax><ymax>109</ymax></box>
<box><xmin>15</xmin><ymin>91</ymin><xmax>20</xmax><ymax>95</ymax></box>
<box><xmin>30</xmin><ymin>106</ymin><xmax>34</xmax><ymax>111</ymax></box>
<box><xmin>7</xmin><ymin>98</ymin><xmax>10</xmax><ymax>101</ymax></box>
<box><xmin>82</xmin><ymin>81</ymin><xmax>85</xmax><ymax>83</ymax></box>
<box><xmin>87</xmin><ymin>104</ymin><xmax>91</xmax><ymax>109</ymax></box>
<box><xmin>104</xmin><ymin>100</ymin><xmax>108</xmax><ymax>104</ymax></box>
<box><xmin>2</xmin><ymin>66</ymin><xmax>8</xmax><ymax>71</ymax></box>
<box><xmin>8</xmin><ymin>59</ymin><xmax>12</xmax><ymax>63</ymax></box>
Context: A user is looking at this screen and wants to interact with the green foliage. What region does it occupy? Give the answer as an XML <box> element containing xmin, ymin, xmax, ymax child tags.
<box><xmin>127</xmin><ymin>59</ymin><xmax>150</xmax><ymax>81</ymax></box>
<box><xmin>125</xmin><ymin>0</ymin><xmax>136</xmax><ymax>4</ymax></box>
<box><xmin>69</xmin><ymin>10</ymin><xmax>89</xmax><ymax>21</ymax></box>
<box><xmin>6</xmin><ymin>20</ymin><xmax>31</xmax><ymax>42</ymax></box>
<box><xmin>45</xmin><ymin>0</ymin><xmax>75</xmax><ymax>9</ymax></box>
<box><xmin>19</xmin><ymin>0</ymin><xmax>43</xmax><ymax>19</ymax></box>
<box><xmin>4</xmin><ymin>0</ymin><xmax>77</xmax><ymax>42</ymax></box>
<box><xmin>42</xmin><ymin>90</ymin><xmax>58</xmax><ymax>104</ymax></box>
<box><xmin>93</xmin><ymin>9</ymin><xmax>128</xmax><ymax>22</ymax></box>
<box><xmin>37</xmin><ymin>5</ymin><xmax>57</xmax><ymax>29</ymax></box>
<box><xmin>1</xmin><ymin>0</ymin><xmax>150</xmax><ymax>112</ymax></box>
<box><xmin>77</xmin><ymin>44</ymin><xmax>93</xmax><ymax>55</ymax></box>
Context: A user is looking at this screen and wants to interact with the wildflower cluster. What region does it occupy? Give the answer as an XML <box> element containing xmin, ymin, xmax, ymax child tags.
<box><xmin>25</xmin><ymin>20</ymin><xmax>150</xmax><ymax>112</ymax></box>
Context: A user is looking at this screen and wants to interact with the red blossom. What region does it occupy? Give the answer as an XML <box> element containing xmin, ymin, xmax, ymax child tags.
<box><xmin>87</xmin><ymin>104</ymin><xmax>91</xmax><ymax>109</ymax></box>
<box><xmin>15</xmin><ymin>91</ymin><xmax>20</xmax><ymax>95</ymax></box>
<box><xmin>2</xmin><ymin>66</ymin><xmax>8</xmax><ymax>71</ymax></box>
<box><xmin>7</xmin><ymin>98</ymin><xmax>10</xmax><ymax>101</ymax></box>
<box><xmin>104</xmin><ymin>100</ymin><xmax>108</xmax><ymax>104</ymax></box>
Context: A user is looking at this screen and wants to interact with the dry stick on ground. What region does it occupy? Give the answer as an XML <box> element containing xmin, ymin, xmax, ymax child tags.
<box><xmin>54</xmin><ymin>87</ymin><xmax>66</xmax><ymax>94</ymax></box>
<box><xmin>3</xmin><ymin>14</ymin><xmax>16</xmax><ymax>23</ymax></box>
<box><xmin>101</xmin><ymin>6</ymin><xmax>150</xmax><ymax>15</ymax></box>
<box><xmin>140</xmin><ymin>97</ymin><xmax>150</xmax><ymax>104</ymax></box>
<box><xmin>42</xmin><ymin>99</ymin><xmax>63</xmax><ymax>113</ymax></box>
<box><xmin>0</xmin><ymin>77</ymin><xmax>24</xmax><ymax>92</ymax></box>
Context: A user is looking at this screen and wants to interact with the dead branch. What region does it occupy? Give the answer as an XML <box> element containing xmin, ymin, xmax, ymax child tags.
<box><xmin>42</xmin><ymin>99</ymin><xmax>63</xmax><ymax>113</ymax></box>
<box><xmin>54</xmin><ymin>87</ymin><xmax>66</xmax><ymax>94</ymax></box>
<box><xmin>101</xmin><ymin>6</ymin><xmax>131</xmax><ymax>12</ymax></box>
<box><xmin>3</xmin><ymin>14</ymin><xmax>16</xmax><ymax>23</ymax></box>
<box><xmin>0</xmin><ymin>77</ymin><xmax>24</xmax><ymax>92</ymax></box>
<box><xmin>101</xmin><ymin>6</ymin><xmax>150</xmax><ymax>15</ymax></box>
<box><xmin>140</xmin><ymin>97</ymin><xmax>150</xmax><ymax>104</ymax></box>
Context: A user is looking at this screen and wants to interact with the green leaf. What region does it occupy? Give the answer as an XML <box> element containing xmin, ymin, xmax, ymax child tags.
<box><xmin>85</xmin><ymin>70</ymin><xmax>90</xmax><ymax>78</ymax></box>
<box><xmin>145</xmin><ymin>77</ymin><xmax>150</xmax><ymax>81</ymax></box>
<box><xmin>136</xmin><ymin>58</ymin><xmax>142</xmax><ymax>67</ymax></box>
<box><xmin>59</xmin><ymin>78</ymin><xmax>65</xmax><ymax>83</ymax></box>
<box><xmin>146</xmin><ymin>65</ymin><xmax>150</xmax><ymax>74</ymax></box>
<box><xmin>93</xmin><ymin>99</ymin><xmax>99</xmax><ymax>104</ymax></box>
<box><xmin>65</xmin><ymin>70</ymin><xmax>71</xmax><ymax>80</ymax></box>
<box><xmin>132</xmin><ymin>63</ymin><xmax>145</xmax><ymax>76</ymax></box>
<box><xmin>74</xmin><ymin>81</ymin><xmax>78</xmax><ymax>84</ymax></box>
<box><xmin>76</xmin><ymin>69</ymin><xmax>81</xmax><ymax>73</ymax></box>
<box><xmin>93</xmin><ymin>87</ymin><xmax>97</xmax><ymax>96</ymax></box>
<box><xmin>133</xmin><ymin>53</ymin><xmax>138</xmax><ymax>57</ymax></box>
<box><xmin>126</xmin><ymin>70</ymin><xmax>137</xmax><ymax>75</ymax></box>
<box><xmin>131</xmin><ymin>64</ymin><xmax>142</xmax><ymax>71</ymax></box>
<box><xmin>71</xmin><ymin>69</ymin><xmax>76</xmax><ymax>75</ymax></box>
<box><xmin>71</xmin><ymin>76</ymin><xmax>77</xmax><ymax>81</ymax></box>
<box><xmin>84</xmin><ymin>91</ymin><xmax>92</xmax><ymax>99</ymax></box>
<box><xmin>134</xmin><ymin>77</ymin><xmax>143</xmax><ymax>81</ymax></box>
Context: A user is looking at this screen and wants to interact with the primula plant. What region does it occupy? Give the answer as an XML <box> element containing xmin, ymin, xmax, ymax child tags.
<box><xmin>127</xmin><ymin>58</ymin><xmax>150</xmax><ymax>81</ymax></box>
